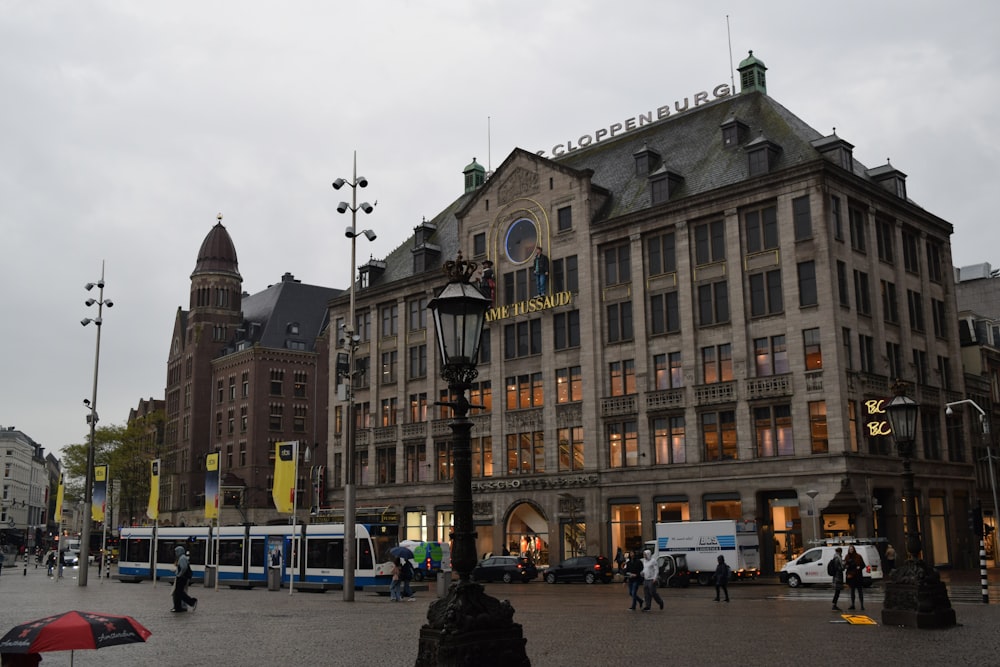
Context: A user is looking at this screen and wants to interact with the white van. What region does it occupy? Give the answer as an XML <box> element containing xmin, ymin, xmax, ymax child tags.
<box><xmin>779</xmin><ymin>544</ymin><xmax>883</xmax><ymax>588</ymax></box>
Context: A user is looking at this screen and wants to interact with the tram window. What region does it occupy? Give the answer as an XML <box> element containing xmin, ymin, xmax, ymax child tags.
<box><xmin>218</xmin><ymin>539</ymin><xmax>244</xmax><ymax>566</ymax></box>
<box><xmin>306</xmin><ymin>538</ymin><xmax>343</xmax><ymax>569</ymax></box>
<box><xmin>249</xmin><ymin>538</ymin><xmax>266</xmax><ymax>567</ymax></box>
<box><xmin>358</xmin><ymin>540</ymin><xmax>373</xmax><ymax>570</ymax></box>
<box><xmin>123</xmin><ymin>539</ymin><xmax>150</xmax><ymax>563</ymax></box>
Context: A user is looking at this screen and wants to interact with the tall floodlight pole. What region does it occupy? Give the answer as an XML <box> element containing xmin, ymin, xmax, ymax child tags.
<box><xmin>333</xmin><ymin>152</ymin><xmax>375</xmax><ymax>600</ymax></box>
<box><xmin>80</xmin><ymin>262</ymin><xmax>113</xmax><ymax>587</ymax></box>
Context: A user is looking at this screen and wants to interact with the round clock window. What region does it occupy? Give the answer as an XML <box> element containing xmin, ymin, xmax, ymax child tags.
<box><xmin>504</xmin><ymin>218</ymin><xmax>538</xmax><ymax>263</ymax></box>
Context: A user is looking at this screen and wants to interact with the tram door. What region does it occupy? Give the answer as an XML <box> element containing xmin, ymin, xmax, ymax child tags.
<box><xmin>284</xmin><ymin>533</ymin><xmax>306</xmax><ymax>583</ymax></box>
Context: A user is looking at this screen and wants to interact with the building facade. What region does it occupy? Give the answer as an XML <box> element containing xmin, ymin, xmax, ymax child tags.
<box><xmin>956</xmin><ymin>263</ymin><xmax>1000</xmax><ymax>563</ymax></box>
<box><xmin>161</xmin><ymin>218</ymin><xmax>336</xmax><ymax>526</ymax></box>
<box><xmin>0</xmin><ymin>426</ymin><xmax>48</xmax><ymax>552</ymax></box>
<box><xmin>326</xmin><ymin>52</ymin><xmax>978</xmax><ymax>574</ymax></box>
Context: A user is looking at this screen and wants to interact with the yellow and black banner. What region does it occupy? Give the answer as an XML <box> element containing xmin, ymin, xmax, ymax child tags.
<box><xmin>147</xmin><ymin>459</ymin><xmax>160</xmax><ymax>520</ymax></box>
<box><xmin>272</xmin><ymin>441</ymin><xmax>296</xmax><ymax>514</ymax></box>
<box><xmin>205</xmin><ymin>453</ymin><xmax>220</xmax><ymax>519</ymax></box>
<box><xmin>92</xmin><ymin>464</ymin><xmax>108</xmax><ymax>522</ymax></box>
<box><xmin>54</xmin><ymin>474</ymin><xmax>64</xmax><ymax>523</ymax></box>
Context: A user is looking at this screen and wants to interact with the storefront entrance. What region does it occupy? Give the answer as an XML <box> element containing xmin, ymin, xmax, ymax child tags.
<box><xmin>505</xmin><ymin>502</ymin><xmax>549</xmax><ymax>567</ymax></box>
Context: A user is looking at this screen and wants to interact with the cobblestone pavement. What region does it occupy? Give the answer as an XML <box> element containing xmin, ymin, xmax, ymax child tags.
<box><xmin>2</xmin><ymin>564</ymin><xmax>999</xmax><ymax>666</ymax></box>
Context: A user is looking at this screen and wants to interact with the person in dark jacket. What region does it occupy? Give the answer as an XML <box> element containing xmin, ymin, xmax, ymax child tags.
<box><xmin>713</xmin><ymin>555</ymin><xmax>730</xmax><ymax>602</ymax></box>
<box><xmin>625</xmin><ymin>550</ymin><xmax>644</xmax><ymax>610</ymax></box>
<box><xmin>533</xmin><ymin>247</ymin><xmax>549</xmax><ymax>296</ymax></box>
<box><xmin>171</xmin><ymin>545</ymin><xmax>198</xmax><ymax>613</ymax></box>
<box><xmin>844</xmin><ymin>545</ymin><xmax>866</xmax><ymax>610</ymax></box>
<box><xmin>830</xmin><ymin>547</ymin><xmax>845</xmax><ymax>611</ymax></box>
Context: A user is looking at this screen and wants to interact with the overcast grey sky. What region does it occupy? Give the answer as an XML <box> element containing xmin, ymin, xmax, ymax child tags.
<box><xmin>2</xmin><ymin>1</ymin><xmax>997</xmax><ymax>459</ymax></box>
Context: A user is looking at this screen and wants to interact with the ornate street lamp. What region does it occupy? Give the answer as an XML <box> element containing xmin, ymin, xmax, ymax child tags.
<box><xmin>79</xmin><ymin>262</ymin><xmax>112</xmax><ymax>587</ymax></box>
<box><xmin>881</xmin><ymin>381</ymin><xmax>956</xmax><ymax>628</ymax></box>
<box><xmin>417</xmin><ymin>254</ymin><xmax>528</xmax><ymax>667</ymax></box>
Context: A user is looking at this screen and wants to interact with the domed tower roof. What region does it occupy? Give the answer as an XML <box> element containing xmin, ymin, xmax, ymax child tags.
<box><xmin>192</xmin><ymin>215</ymin><xmax>241</xmax><ymax>280</ymax></box>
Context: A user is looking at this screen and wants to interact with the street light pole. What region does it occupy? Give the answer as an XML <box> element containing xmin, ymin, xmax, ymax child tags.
<box><xmin>333</xmin><ymin>152</ymin><xmax>375</xmax><ymax>601</ymax></box>
<box><xmin>946</xmin><ymin>399</ymin><xmax>999</xmax><ymax>534</ymax></box>
<box><xmin>79</xmin><ymin>262</ymin><xmax>112</xmax><ymax>587</ymax></box>
<box><xmin>418</xmin><ymin>254</ymin><xmax>528</xmax><ymax>667</ymax></box>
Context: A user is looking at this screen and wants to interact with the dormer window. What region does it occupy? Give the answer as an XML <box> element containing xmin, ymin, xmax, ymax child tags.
<box><xmin>286</xmin><ymin>322</ymin><xmax>300</xmax><ymax>335</ymax></box>
<box><xmin>811</xmin><ymin>132</ymin><xmax>855</xmax><ymax>171</ymax></box>
<box><xmin>745</xmin><ymin>135</ymin><xmax>782</xmax><ymax>177</ymax></box>
<box><xmin>867</xmin><ymin>162</ymin><xmax>908</xmax><ymax>200</ymax></box>
<box><xmin>649</xmin><ymin>167</ymin><xmax>684</xmax><ymax>205</ymax></box>
<box><xmin>721</xmin><ymin>116</ymin><xmax>749</xmax><ymax>148</ymax></box>
<box><xmin>633</xmin><ymin>143</ymin><xmax>661</xmax><ymax>177</ymax></box>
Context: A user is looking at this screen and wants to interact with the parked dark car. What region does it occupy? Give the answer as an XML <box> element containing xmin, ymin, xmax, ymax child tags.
<box><xmin>471</xmin><ymin>556</ymin><xmax>538</xmax><ymax>584</ymax></box>
<box><xmin>471</xmin><ymin>556</ymin><xmax>538</xmax><ymax>583</ymax></box>
<box><xmin>544</xmin><ymin>555</ymin><xmax>614</xmax><ymax>584</ymax></box>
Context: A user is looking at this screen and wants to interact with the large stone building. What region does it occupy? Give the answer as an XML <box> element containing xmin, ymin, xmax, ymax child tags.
<box><xmin>0</xmin><ymin>426</ymin><xmax>48</xmax><ymax>552</ymax></box>
<box><xmin>161</xmin><ymin>218</ymin><xmax>338</xmax><ymax>526</ymax></box>
<box><xmin>956</xmin><ymin>262</ymin><xmax>1000</xmax><ymax>562</ymax></box>
<box><xmin>325</xmin><ymin>52</ymin><xmax>979</xmax><ymax>574</ymax></box>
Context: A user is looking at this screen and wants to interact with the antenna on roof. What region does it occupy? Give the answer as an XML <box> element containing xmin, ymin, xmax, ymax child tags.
<box><xmin>488</xmin><ymin>116</ymin><xmax>492</xmax><ymax>173</ymax></box>
<box><xmin>726</xmin><ymin>15</ymin><xmax>735</xmax><ymax>94</ymax></box>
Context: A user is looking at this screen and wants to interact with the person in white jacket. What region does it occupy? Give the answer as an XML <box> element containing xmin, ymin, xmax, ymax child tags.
<box><xmin>641</xmin><ymin>550</ymin><xmax>664</xmax><ymax>611</ymax></box>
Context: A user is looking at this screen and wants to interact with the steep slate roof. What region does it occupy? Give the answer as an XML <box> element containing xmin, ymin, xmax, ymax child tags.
<box><xmin>360</xmin><ymin>78</ymin><xmax>905</xmax><ymax>290</ymax></box>
<box><xmin>362</xmin><ymin>191</ymin><xmax>475</xmax><ymax>289</ymax></box>
<box><xmin>234</xmin><ymin>273</ymin><xmax>341</xmax><ymax>352</ymax></box>
<box><xmin>555</xmin><ymin>89</ymin><xmax>849</xmax><ymax>220</ymax></box>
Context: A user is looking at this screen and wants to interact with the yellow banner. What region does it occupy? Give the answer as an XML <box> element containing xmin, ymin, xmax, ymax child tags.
<box><xmin>92</xmin><ymin>465</ymin><xmax>108</xmax><ymax>522</ymax></box>
<box><xmin>205</xmin><ymin>453</ymin><xmax>220</xmax><ymax>520</ymax></box>
<box><xmin>55</xmin><ymin>474</ymin><xmax>64</xmax><ymax>523</ymax></box>
<box><xmin>272</xmin><ymin>441</ymin><xmax>296</xmax><ymax>514</ymax></box>
<box><xmin>147</xmin><ymin>459</ymin><xmax>160</xmax><ymax>520</ymax></box>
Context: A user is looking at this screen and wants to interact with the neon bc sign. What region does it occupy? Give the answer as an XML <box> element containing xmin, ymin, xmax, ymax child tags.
<box><xmin>539</xmin><ymin>83</ymin><xmax>733</xmax><ymax>158</ymax></box>
<box><xmin>864</xmin><ymin>398</ymin><xmax>894</xmax><ymax>437</ymax></box>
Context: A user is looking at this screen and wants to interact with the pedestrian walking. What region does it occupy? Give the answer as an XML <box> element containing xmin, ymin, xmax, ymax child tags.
<box><xmin>389</xmin><ymin>557</ymin><xmax>403</xmax><ymax>602</ymax></box>
<box><xmin>844</xmin><ymin>545</ymin><xmax>866</xmax><ymax>610</ymax></box>
<box><xmin>625</xmin><ymin>550</ymin><xmax>644</xmax><ymax>610</ymax></box>
<box><xmin>170</xmin><ymin>546</ymin><xmax>198</xmax><ymax>613</ymax></box>
<box><xmin>713</xmin><ymin>555</ymin><xmax>730</xmax><ymax>602</ymax></box>
<box><xmin>614</xmin><ymin>547</ymin><xmax>625</xmax><ymax>574</ymax></box>
<box><xmin>45</xmin><ymin>550</ymin><xmax>56</xmax><ymax>577</ymax></box>
<box><xmin>640</xmin><ymin>549</ymin><xmax>663</xmax><ymax>611</ymax></box>
<box><xmin>400</xmin><ymin>557</ymin><xmax>415</xmax><ymax>600</ymax></box>
<box><xmin>884</xmin><ymin>543</ymin><xmax>896</xmax><ymax>575</ymax></box>
<box><xmin>829</xmin><ymin>547</ymin><xmax>845</xmax><ymax>611</ymax></box>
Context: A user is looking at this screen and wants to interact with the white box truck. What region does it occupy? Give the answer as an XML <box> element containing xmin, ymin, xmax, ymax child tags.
<box><xmin>651</xmin><ymin>520</ymin><xmax>760</xmax><ymax>586</ymax></box>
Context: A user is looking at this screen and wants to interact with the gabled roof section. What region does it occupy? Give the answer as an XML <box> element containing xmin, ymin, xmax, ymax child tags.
<box><xmin>362</xmin><ymin>191</ymin><xmax>475</xmax><ymax>290</ymax></box>
<box><xmin>228</xmin><ymin>273</ymin><xmax>341</xmax><ymax>354</ymax></box>
<box><xmin>455</xmin><ymin>148</ymin><xmax>601</xmax><ymax>220</ymax></box>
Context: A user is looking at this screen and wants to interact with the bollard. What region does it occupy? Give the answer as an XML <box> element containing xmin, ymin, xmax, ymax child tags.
<box><xmin>980</xmin><ymin>540</ymin><xmax>989</xmax><ymax>604</ymax></box>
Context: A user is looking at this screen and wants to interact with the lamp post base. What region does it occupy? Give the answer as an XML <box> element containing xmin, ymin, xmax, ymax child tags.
<box><xmin>881</xmin><ymin>559</ymin><xmax>957</xmax><ymax>629</ymax></box>
<box><xmin>416</xmin><ymin>581</ymin><xmax>529</xmax><ymax>666</ymax></box>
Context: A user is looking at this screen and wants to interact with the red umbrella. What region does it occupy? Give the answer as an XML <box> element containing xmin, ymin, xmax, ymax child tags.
<box><xmin>0</xmin><ymin>610</ymin><xmax>151</xmax><ymax>664</ymax></box>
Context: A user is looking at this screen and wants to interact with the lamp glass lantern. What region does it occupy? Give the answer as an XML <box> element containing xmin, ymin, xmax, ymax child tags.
<box><xmin>886</xmin><ymin>393</ymin><xmax>919</xmax><ymax>446</ymax></box>
<box><xmin>427</xmin><ymin>281</ymin><xmax>490</xmax><ymax>372</ymax></box>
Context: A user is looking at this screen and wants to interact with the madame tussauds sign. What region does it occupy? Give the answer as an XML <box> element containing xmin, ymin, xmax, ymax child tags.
<box><xmin>539</xmin><ymin>83</ymin><xmax>733</xmax><ymax>158</ymax></box>
<box><xmin>485</xmin><ymin>291</ymin><xmax>573</xmax><ymax>322</ymax></box>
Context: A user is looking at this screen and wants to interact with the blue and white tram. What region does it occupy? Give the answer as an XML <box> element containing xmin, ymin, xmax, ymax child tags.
<box><xmin>119</xmin><ymin>524</ymin><xmax>393</xmax><ymax>587</ymax></box>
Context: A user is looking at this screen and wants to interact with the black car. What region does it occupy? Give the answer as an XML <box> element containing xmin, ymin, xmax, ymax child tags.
<box><xmin>543</xmin><ymin>555</ymin><xmax>614</xmax><ymax>584</ymax></box>
<box><xmin>471</xmin><ymin>556</ymin><xmax>538</xmax><ymax>583</ymax></box>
